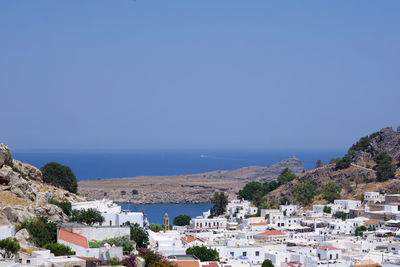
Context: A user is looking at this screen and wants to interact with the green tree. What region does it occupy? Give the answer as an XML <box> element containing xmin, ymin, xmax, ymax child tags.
<box><xmin>70</xmin><ymin>209</ymin><xmax>105</xmax><ymax>226</ymax></box>
<box><xmin>132</xmin><ymin>189</ymin><xmax>138</xmax><ymax>195</ymax></box>
<box><xmin>18</xmin><ymin>217</ymin><xmax>57</xmax><ymax>247</ymax></box>
<box><xmin>210</xmin><ymin>192</ymin><xmax>228</xmax><ymax>217</ymax></box>
<box><xmin>329</xmin><ymin>157</ymin><xmax>341</xmax><ymax>164</ymax></box>
<box><xmin>355</xmin><ymin>225</ymin><xmax>367</xmax><ymax>236</ymax></box>
<box><xmin>126</xmin><ymin>222</ymin><xmax>149</xmax><ymax>248</ymax></box>
<box><xmin>173</xmin><ymin>214</ymin><xmax>191</xmax><ymax>226</ymax></box>
<box><xmin>279</xmin><ymin>196</ymin><xmax>290</xmax><ymax>205</ymax></box>
<box><xmin>278</xmin><ymin>168</ymin><xmax>296</xmax><ymax>185</ymax></box>
<box><xmin>238</xmin><ymin>182</ymin><xmax>263</xmax><ymax>201</ymax></box>
<box><xmin>321</xmin><ymin>182</ymin><xmax>341</xmax><ymax>203</ymax></box>
<box><xmin>41</xmin><ymin>162</ymin><xmax>78</xmax><ymax>193</ymax></box>
<box><xmin>335</xmin><ymin>154</ymin><xmax>352</xmax><ymax>170</ymax></box>
<box><xmin>150</xmin><ymin>224</ymin><xmax>163</xmax><ymax>232</ymax></box>
<box><xmin>323</xmin><ymin>206</ymin><xmax>331</xmax><ymax>214</ymax></box>
<box><xmin>0</xmin><ymin>238</ymin><xmax>20</xmax><ymax>259</ymax></box>
<box><xmin>315</xmin><ymin>160</ymin><xmax>323</xmax><ymax>168</ymax></box>
<box><xmin>44</xmin><ymin>243</ymin><xmax>74</xmax><ymax>256</ymax></box>
<box><xmin>374</xmin><ymin>154</ymin><xmax>395</xmax><ymax>181</ymax></box>
<box><xmin>186</xmin><ymin>246</ymin><xmax>219</xmax><ymax>262</ymax></box>
<box><xmin>261</xmin><ymin>259</ymin><xmax>274</xmax><ymax>267</ymax></box>
<box><xmin>292</xmin><ymin>180</ymin><xmax>317</xmax><ymax>206</ymax></box>
<box><xmin>333</xmin><ymin>211</ymin><xmax>347</xmax><ymax>221</ymax></box>
<box><xmin>48</xmin><ymin>199</ymin><xmax>72</xmax><ymax>216</ymax></box>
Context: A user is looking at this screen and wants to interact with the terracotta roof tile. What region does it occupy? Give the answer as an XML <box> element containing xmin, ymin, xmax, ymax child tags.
<box><xmin>181</xmin><ymin>235</ymin><xmax>204</xmax><ymax>243</ymax></box>
<box><xmin>250</xmin><ymin>222</ymin><xmax>267</xmax><ymax>226</ymax></box>
<box><xmin>175</xmin><ymin>260</ymin><xmax>201</xmax><ymax>267</ymax></box>
<box><xmin>257</xmin><ymin>230</ymin><xmax>286</xmax><ymax>236</ymax></box>
<box><xmin>58</xmin><ymin>228</ymin><xmax>88</xmax><ymax>248</ymax></box>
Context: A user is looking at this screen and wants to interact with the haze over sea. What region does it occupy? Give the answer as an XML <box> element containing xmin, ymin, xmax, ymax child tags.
<box><xmin>13</xmin><ymin>149</ymin><xmax>343</xmax><ymax>181</ymax></box>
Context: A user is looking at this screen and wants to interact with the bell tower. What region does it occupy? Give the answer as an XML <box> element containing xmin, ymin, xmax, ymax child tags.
<box><xmin>163</xmin><ymin>213</ymin><xmax>169</xmax><ymax>232</ymax></box>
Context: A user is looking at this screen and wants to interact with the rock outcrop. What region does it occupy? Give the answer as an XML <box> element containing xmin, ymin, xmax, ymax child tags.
<box><xmin>0</xmin><ymin>144</ymin><xmax>12</xmax><ymax>168</ymax></box>
<box><xmin>0</xmin><ymin>142</ymin><xmax>84</xmax><ymax>224</ymax></box>
<box><xmin>14</xmin><ymin>229</ymin><xmax>35</xmax><ymax>250</ymax></box>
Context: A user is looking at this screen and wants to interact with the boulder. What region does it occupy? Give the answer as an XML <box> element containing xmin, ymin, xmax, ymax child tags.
<box><xmin>135</xmin><ymin>257</ymin><xmax>145</xmax><ymax>267</ymax></box>
<box><xmin>33</xmin><ymin>204</ymin><xmax>67</xmax><ymax>223</ymax></box>
<box><xmin>0</xmin><ymin>165</ymin><xmax>21</xmax><ymax>185</ymax></box>
<box><xmin>0</xmin><ymin>213</ymin><xmax>10</xmax><ymax>225</ymax></box>
<box><xmin>2</xmin><ymin>206</ymin><xmax>35</xmax><ymax>224</ymax></box>
<box><xmin>14</xmin><ymin>229</ymin><xmax>35</xmax><ymax>250</ymax></box>
<box><xmin>0</xmin><ymin>144</ymin><xmax>12</xmax><ymax>168</ymax></box>
<box><xmin>12</xmin><ymin>160</ymin><xmax>43</xmax><ymax>182</ymax></box>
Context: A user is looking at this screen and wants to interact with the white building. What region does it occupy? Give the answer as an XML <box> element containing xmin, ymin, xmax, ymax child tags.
<box><xmin>148</xmin><ymin>230</ymin><xmax>185</xmax><ymax>256</ymax></box>
<box><xmin>72</xmin><ymin>199</ymin><xmax>144</xmax><ymax>227</ymax></box>
<box><xmin>226</xmin><ymin>200</ymin><xmax>258</xmax><ymax>219</ymax></box>
<box><xmin>0</xmin><ymin>225</ymin><xmax>15</xmax><ymax>240</ymax></box>
<box><xmin>280</xmin><ymin>205</ymin><xmax>299</xmax><ymax>216</ymax></box>
<box><xmin>316</xmin><ymin>245</ymin><xmax>342</xmax><ymax>261</ymax></box>
<box><xmin>333</xmin><ymin>200</ymin><xmax>361</xmax><ymax>212</ymax></box>
<box><xmin>190</xmin><ymin>217</ymin><xmax>227</xmax><ymax>230</ymax></box>
<box><xmin>364</xmin><ymin>192</ymin><xmax>385</xmax><ymax>203</ymax></box>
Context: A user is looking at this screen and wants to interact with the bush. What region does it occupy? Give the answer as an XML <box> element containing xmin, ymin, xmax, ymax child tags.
<box><xmin>122</xmin><ymin>255</ymin><xmax>136</xmax><ymax>267</ymax></box>
<box><xmin>279</xmin><ymin>196</ymin><xmax>290</xmax><ymax>205</ymax></box>
<box><xmin>109</xmin><ymin>257</ymin><xmax>122</xmax><ymax>266</ymax></box>
<box><xmin>173</xmin><ymin>214</ymin><xmax>191</xmax><ymax>226</ymax></box>
<box><xmin>12</xmin><ymin>167</ymin><xmax>26</xmax><ymax>179</ymax></box>
<box><xmin>278</xmin><ymin>168</ymin><xmax>296</xmax><ymax>185</ymax></box>
<box><xmin>137</xmin><ymin>247</ymin><xmax>172</xmax><ymax>267</ymax></box>
<box><xmin>126</xmin><ymin>222</ymin><xmax>149</xmax><ymax>248</ymax></box>
<box><xmin>355</xmin><ymin>225</ymin><xmax>367</xmax><ymax>236</ymax></box>
<box><xmin>44</xmin><ymin>243</ymin><xmax>74</xmax><ymax>256</ymax></box>
<box><xmin>238</xmin><ymin>182</ymin><xmax>263</xmax><ymax>201</ymax></box>
<box><xmin>186</xmin><ymin>246</ymin><xmax>219</xmax><ymax>262</ymax></box>
<box><xmin>150</xmin><ymin>224</ymin><xmax>163</xmax><ymax>232</ymax></box>
<box><xmin>323</xmin><ymin>206</ymin><xmax>331</xmax><ymax>214</ymax></box>
<box><xmin>41</xmin><ymin>162</ymin><xmax>78</xmax><ymax>193</ymax></box>
<box><xmin>89</xmin><ymin>237</ymin><xmax>134</xmax><ymax>255</ymax></box>
<box><xmin>261</xmin><ymin>259</ymin><xmax>274</xmax><ymax>267</ymax></box>
<box><xmin>0</xmin><ymin>238</ymin><xmax>20</xmax><ymax>258</ymax></box>
<box><xmin>292</xmin><ymin>180</ymin><xmax>317</xmax><ymax>206</ymax></box>
<box><xmin>18</xmin><ymin>217</ymin><xmax>57</xmax><ymax>247</ymax></box>
<box><xmin>321</xmin><ymin>182</ymin><xmax>341</xmax><ymax>203</ymax></box>
<box><xmin>132</xmin><ymin>189</ymin><xmax>138</xmax><ymax>195</ymax></box>
<box><xmin>333</xmin><ymin>211</ymin><xmax>347</xmax><ymax>221</ymax></box>
<box><xmin>336</xmin><ymin>154</ymin><xmax>352</xmax><ymax>170</ymax></box>
<box><xmin>48</xmin><ymin>199</ymin><xmax>72</xmax><ymax>216</ymax></box>
<box><xmin>70</xmin><ymin>208</ymin><xmax>105</xmax><ymax>226</ymax></box>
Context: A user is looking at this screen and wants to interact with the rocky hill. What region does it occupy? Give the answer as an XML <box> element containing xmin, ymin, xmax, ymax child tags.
<box><xmin>266</xmin><ymin>126</ymin><xmax>400</xmax><ymax>205</ymax></box>
<box><xmin>78</xmin><ymin>157</ymin><xmax>304</xmax><ymax>204</ymax></box>
<box><xmin>0</xmin><ymin>143</ymin><xmax>84</xmax><ymax>224</ymax></box>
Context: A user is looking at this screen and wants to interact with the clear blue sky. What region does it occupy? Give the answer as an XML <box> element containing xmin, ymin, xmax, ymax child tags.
<box><xmin>1</xmin><ymin>1</ymin><xmax>399</xmax><ymax>150</ymax></box>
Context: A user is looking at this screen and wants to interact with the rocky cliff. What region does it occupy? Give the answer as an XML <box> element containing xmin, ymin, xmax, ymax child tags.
<box><xmin>266</xmin><ymin>126</ymin><xmax>400</xmax><ymax>205</ymax></box>
<box><xmin>78</xmin><ymin>157</ymin><xmax>304</xmax><ymax>204</ymax></box>
<box><xmin>0</xmin><ymin>143</ymin><xmax>85</xmax><ymax>224</ymax></box>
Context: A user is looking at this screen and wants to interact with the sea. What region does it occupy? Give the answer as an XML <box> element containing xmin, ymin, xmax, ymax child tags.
<box><xmin>13</xmin><ymin>149</ymin><xmax>344</xmax><ymax>224</ymax></box>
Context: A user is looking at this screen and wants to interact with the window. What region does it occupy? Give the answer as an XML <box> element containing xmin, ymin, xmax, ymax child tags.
<box><xmin>336</xmin><ymin>254</ymin><xmax>338</xmax><ymax>259</ymax></box>
<box><xmin>27</xmin><ymin>260</ymin><xmax>30</xmax><ymax>264</ymax></box>
<box><xmin>330</xmin><ymin>254</ymin><xmax>332</xmax><ymax>260</ymax></box>
<box><xmin>255</xmin><ymin>251</ymin><xmax>259</xmax><ymax>256</ymax></box>
<box><xmin>243</xmin><ymin>252</ymin><xmax>247</xmax><ymax>257</ymax></box>
<box><xmin>230</xmin><ymin>252</ymin><xmax>234</xmax><ymax>256</ymax></box>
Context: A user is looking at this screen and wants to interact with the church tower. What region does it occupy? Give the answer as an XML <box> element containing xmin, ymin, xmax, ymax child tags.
<box><xmin>163</xmin><ymin>213</ymin><xmax>169</xmax><ymax>232</ymax></box>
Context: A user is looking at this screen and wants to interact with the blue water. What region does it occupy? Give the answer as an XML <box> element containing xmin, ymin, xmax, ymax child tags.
<box><xmin>12</xmin><ymin>149</ymin><xmax>344</xmax><ymax>181</ymax></box>
<box><xmin>118</xmin><ymin>203</ymin><xmax>213</xmax><ymax>225</ymax></box>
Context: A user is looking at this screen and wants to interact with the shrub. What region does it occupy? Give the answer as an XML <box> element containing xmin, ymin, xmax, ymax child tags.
<box><xmin>261</xmin><ymin>259</ymin><xmax>274</xmax><ymax>267</ymax></box>
<box><xmin>279</xmin><ymin>196</ymin><xmax>290</xmax><ymax>205</ymax></box>
<box><xmin>238</xmin><ymin>182</ymin><xmax>263</xmax><ymax>201</ymax></box>
<box><xmin>336</xmin><ymin>154</ymin><xmax>352</xmax><ymax>170</ymax></box>
<box><xmin>355</xmin><ymin>225</ymin><xmax>367</xmax><ymax>236</ymax></box>
<box><xmin>323</xmin><ymin>206</ymin><xmax>331</xmax><ymax>214</ymax></box>
<box><xmin>137</xmin><ymin>247</ymin><xmax>171</xmax><ymax>267</ymax></box>
<box><xmin>0</xmin><ymin>238</ymin><xmax>20</xmax><ymax>258</ymax></box>
<box><xmin>12</xmin><ymin>167</ymin><xmax>26</xmax><ymax>179</ymax></box>
<box><xmin>292</xmin><ymin>180</ymin><xmax>317</xmax><ymax>206</ymax></box>
<box><xmin>18</xmin><ymin>217</ymin><xmax>57</xmax><ymax>247</ymax></box>
<box><xmin>41</xmin><ymin>162</ymin><xmax>78</xmax><ymax>193</ymax></box>
<box><xmin>132</xmin><ymin>189</ymin><xmax>138</xmax><ymax>195</ymax></box>
<box><xmin>70</xmin><ymin>208</ymin><xmax>105</xmax><ymax>226</ymax></box>
<box><xmin>173</xmin><ymin>214</ymin><xmax>191</xmax><ymax>226</ymax></box>
<box><xmin>278</xmin><ymin>168</ymin><xmax>296</xmax><ymax>185</ymax></box>
<box><xmin>186</xmin><ymin>246</ymin><xmax>219</xmax><ymax>262</ymax></box>
<box><xmin>150</xmin><ymin>224</ymin><xmax>163</xmax><ymax>232</ymax></box>
<box><xmin>333</xmin><ymin>211</ymin><xmax>347</xmax><ymax>221</ymax></box>
<box><xmin>321</xmin><ymin>182</ymin><xmax>341</xmax><ymax>203</ymax></box>
<box><xmin>109</xmin><ymin>257</ymin><xmax>122</xmax><ymax>266</ymax></box>
<box><xmin>89</xmin><ymin>237</ymin><xmax>134</xmax><ymax>255</ymax></box>
<box><xmin>48</xmin><ymin>199</ymin><xmax>72</xmax><ymax>216</ymax></box>
<box><xmin>44</xmin><ymin>243</ymin><xmax>74</xmax><ymax>256</ymax></box>
<box><xmin>125</xmin><ymin>222</ymin><xmax>149</xmax><ymax>248</ymax></box>
<box><xmin>122</xmin><ymin>255</ymin><xmax>136</xmax><ymax>267</ymax></box>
